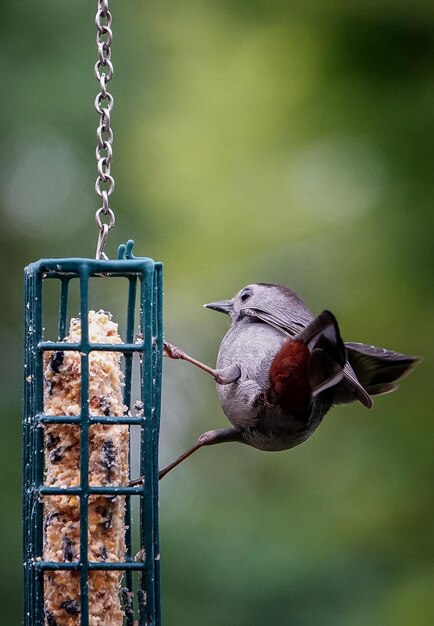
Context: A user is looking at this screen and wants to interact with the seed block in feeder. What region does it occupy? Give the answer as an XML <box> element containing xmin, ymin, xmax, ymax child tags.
<box><xmin>43</xmin><ymin>310</ymin><xmax>129</xmax><ymax>626</ymax></box>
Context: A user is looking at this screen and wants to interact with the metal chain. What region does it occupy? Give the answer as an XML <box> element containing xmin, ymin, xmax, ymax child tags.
<box><xmin>95</xmin><ymin>0</ymin><xmax>115</xmax><ymax>259</ymax></box>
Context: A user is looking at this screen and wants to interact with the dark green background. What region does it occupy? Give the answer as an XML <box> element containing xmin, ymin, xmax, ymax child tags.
<box><xmin>1</xmin><ymin>1</ymin><xmax>433</xmax><ymax>624</ymax></box>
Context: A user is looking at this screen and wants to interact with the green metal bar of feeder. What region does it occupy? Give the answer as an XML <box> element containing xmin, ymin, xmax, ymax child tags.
<box><xmin>23</xmin><ymin>267</ymin><xmax>35</xmax><ymax>626</ymax></box>
<box><xmin>37</xmin><ymin>414</ymin><xmax>146</xmax><ymax>425</ymax></box>
<box><xmin>38</xmin><ymin>341</ymin><xmax>144</xmax><ymax>352</ymax></box>
<box><xmin>35</xmin><ymin>561</ymin><xmax>147</xmax><ymax>571</ymax></box>
<box><xmin>33</xmin><ymin>270</ymin><xmax>45</xmax><ymax>626</ymax></box>
<box><xmin>140</xmin><ymin>268</ymin><xmax>156</xmax><ymax>624</ymax></box>
<box><xmin>153</xmin><ymin>263</ymin><xmax>163</xmax><ymax>626</ymax></box>
<box><xmin>39</xmin><ymin>486</ymin><xmax>146</xmax><ymax>496</ymax></box>
<box><xmin>124</xmin><ymin>275</ymin><xmax>138</xmax><ymax>625</ymax></box>
<box><xmin>38</xmin><ymin>256</ymin><xmax>156</xmax><ymax>274</ymax></box>
<box><xmin>79</xmin><ymin>268</ymin><xmax>91</xmax><ymax>626</ymax></box>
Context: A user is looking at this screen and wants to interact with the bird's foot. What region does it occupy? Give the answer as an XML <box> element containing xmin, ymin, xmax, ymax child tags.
<box><xmin>163</xmin><ymin>340</ymin><xmax>240</xmax><ymax>384</ymax></box>
<box><xmin>129</xmin><ymin>476</ymin><xmax>144</xmax><ymax>487</ymax></box>
<box><xmin>163</xmin><ymin>341</ymin><xmax>184</xmax><ymax>359</ymax></box>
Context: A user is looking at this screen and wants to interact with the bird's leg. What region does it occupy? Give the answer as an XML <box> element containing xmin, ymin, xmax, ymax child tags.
<box><xmin>159</xmin><ymin>427</ymin><xmax>244</xmax><ymax>480</ymax></box>
<box><xmin>129</xmin><ymin>428</ymin><xmax>244</xmax><ymax>485</ymax></box>
<box><xmin>163</xmin><ymin>341</ymin><xmax>240</xmax><ymax>385</ymax></box>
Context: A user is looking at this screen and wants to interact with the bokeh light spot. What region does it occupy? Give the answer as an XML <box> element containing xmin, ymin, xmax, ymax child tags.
<box><xmin>288</xmin><ymin>136</ymin><xmax>385</xmax><ymax>223</ymax></box>
<box><xmin>1</xmin><ymin>135</ymin><xmax>89</xmax><ymax>237</ymax></box>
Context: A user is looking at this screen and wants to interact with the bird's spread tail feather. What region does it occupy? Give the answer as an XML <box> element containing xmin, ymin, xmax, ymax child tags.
<box><xmin>333</xmin><ymin>342</ymin><xmax>420</xmax><ymax>406</ymax></box>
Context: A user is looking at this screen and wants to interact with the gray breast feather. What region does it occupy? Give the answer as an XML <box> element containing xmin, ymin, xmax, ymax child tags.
<box><xmin>217</xmin><ymin>379</ymin><xmax>263</xmax><ymax>429</ymax></box>
<box><xmin>215</xmin><ymin>320</ymin><xmax>286</xmax><ymax>429</ymax></box>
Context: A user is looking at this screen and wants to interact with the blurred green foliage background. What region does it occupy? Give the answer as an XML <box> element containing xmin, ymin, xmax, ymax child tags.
<box><xmin>1</xmin><ymin>1</ymin><xmax>433</xmax><ymax>624</ymax></box>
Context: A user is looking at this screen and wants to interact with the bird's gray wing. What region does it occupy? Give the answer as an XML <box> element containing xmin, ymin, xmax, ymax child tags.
<box><xmin>243</xmin><ymin>307</ymin><xmax>375</xmax><ymax>408</ymax></box>
<box><xmin>240</xmin><ymin>306</ymin><xmax>313</xmax><ymax>337</ymax></box>
<box><xmin>296</xmin><ymin>312</ymin><xmax>374</xmax><ymax>407</ymax></box>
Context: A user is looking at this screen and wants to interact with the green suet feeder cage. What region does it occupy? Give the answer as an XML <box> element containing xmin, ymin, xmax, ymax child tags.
<box><xmin>24</xmin><ymin>243</ymin><xmax>163</xmax><ymax>626</ymax></box>
<box><xmin>23</xmin><ymin>2</ymin><xmax>163</xmax><ymax>624</ymax></box>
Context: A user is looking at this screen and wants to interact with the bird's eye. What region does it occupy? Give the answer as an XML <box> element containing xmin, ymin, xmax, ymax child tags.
<box><xmin>240</xmin><ymin>291</ymin><xmax>251</xmax><ymax>302</ymax></box>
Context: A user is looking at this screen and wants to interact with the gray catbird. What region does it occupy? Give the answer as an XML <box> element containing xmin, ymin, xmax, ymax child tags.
<box><xmin>158</xmin><ymin>282</ymin><xmax>419</xmax><ymax>479</ymax></box>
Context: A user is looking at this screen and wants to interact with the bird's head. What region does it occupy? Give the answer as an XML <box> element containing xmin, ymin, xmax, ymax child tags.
<box><xmin>204</xmin><ymin>282</ymin><xmax>312</xmax><ymax>324</ymax></box>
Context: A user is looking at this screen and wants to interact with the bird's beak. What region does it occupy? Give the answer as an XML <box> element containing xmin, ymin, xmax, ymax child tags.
<box><xmin>203</xmin><ymin>299</ymin><xmax>233</xmax><ymax>315</ymax></box>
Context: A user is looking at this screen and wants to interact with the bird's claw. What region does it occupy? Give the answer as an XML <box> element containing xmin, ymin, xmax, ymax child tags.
<box><xmin>134</xmin><ymin>549</ymin><xmax>146</xmax><ymax>563</ymax></box>
<box><xmin>129</xmin><ymin>476</ymin><xmax>144</xmax><ymax>487</ymax></box>
<box><xmin>163</xmin><ymin>341</ymin><xmax>183</xmax><ymax>359</ymax></box>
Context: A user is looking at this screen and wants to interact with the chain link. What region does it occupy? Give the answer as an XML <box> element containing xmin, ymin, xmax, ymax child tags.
<box><xmin>95</xmin><ymin>0</ymin><xmax>115</xmax><ymax>259</ymax></box>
